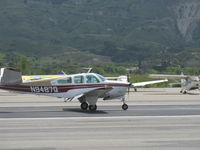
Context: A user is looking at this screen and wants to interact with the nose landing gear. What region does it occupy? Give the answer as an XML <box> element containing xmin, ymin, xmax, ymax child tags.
<box><xmin>122</xmin><ymin>98</ymin><xmax>128</xmax><ymax>110</ymax></box>
<box><xmin>122</xmin><ymin>103</ymin><xmax>128</xmax><ymax>110</ymax></box>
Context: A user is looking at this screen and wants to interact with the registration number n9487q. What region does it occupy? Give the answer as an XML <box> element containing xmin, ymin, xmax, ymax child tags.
<box><xmin>30</xmin><ymin>86</ymin><xmax>58</xmax><ymax>93</ymax></box>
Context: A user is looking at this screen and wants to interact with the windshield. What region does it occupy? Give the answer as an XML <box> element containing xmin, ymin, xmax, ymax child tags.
<box><xmin>96</xmin><ymin>74</ymin><xmax>106</xmax><ymax>82</ymax></box>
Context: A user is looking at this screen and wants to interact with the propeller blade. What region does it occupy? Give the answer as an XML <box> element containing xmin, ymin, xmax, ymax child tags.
<box><xmin>127</xmin><ymin>74</ymin><xmax>131</xmax><ymax>83</ymax></box>
<box><xmin>127</xmin><ymin>74</ymin><xmax>132</xmax><ymax>94</ymax></box>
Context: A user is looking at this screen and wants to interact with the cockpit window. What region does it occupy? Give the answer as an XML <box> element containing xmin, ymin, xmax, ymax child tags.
<box><xmin>86</xmin><ymin>75</ymin><xmax>100</xmax><ymax>83</ymax></box>
<box><xmin>96</xmin><ymin>74</ymin><xmax>106</xmax><ymax>82</ymax></box>
<box><xmin>57</xmin><ymin>77</ymin><xmax>72</xmax><ymax>84</ymax></box>
<box><xmin>74</xmin><ymin>76</ymin><xmax>84</xmax><ymax>84</ymax></box>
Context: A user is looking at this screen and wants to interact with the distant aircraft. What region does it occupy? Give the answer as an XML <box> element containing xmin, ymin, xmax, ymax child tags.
<box><xmin>0</xmin><ymin>68</ymin><xmax>168</xmax><ymax>111</ymax></box>
<box><xmin>149</xmin><ymin>74</ymin><xmax>200</xmax><ymax>94</ymax></box>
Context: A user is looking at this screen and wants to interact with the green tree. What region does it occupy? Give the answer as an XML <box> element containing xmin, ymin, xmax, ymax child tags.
<box><xmin>18</xmin><ymin>56</ymin><xmax>31</xmax><ymax>75</ymax></box>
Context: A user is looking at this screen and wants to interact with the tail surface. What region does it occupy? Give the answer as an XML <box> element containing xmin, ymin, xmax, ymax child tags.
<box><xmin>0</xmin><ymin>68</ymin><xmax>22</xmax><ymax>85</ymax></box>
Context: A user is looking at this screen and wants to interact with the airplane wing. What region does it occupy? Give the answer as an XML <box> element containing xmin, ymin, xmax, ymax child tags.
<box><xmin>149</xmin><ymin>74</ymin><xmax>188</xmax><ymax>79</ymax></box>
<box><xmin>132</xmin><ymin>79</ymin><xmax>168</xmax><ymax>87</ymax></box>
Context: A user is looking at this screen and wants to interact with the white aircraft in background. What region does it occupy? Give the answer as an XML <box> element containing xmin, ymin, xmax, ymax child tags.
<box><xmin>0</xmin><ymin>68</ymin><xmax>168</xmax><ymax>111</ymax></box>
<box><xmin>149</xmin><ymin>74</ymin><xmax>200</xmax><ymax>94</ymax></box>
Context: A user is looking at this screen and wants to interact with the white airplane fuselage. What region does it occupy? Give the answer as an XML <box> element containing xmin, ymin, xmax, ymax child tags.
<box><xmin>0</xmin><ymin>72</ymin><xmax>129</xmax><ymax>101</ymax></box>
<box><xmin>27</xmin><ymin>81</ymin><xmax>129</xmax><ymax>100</ymax></box>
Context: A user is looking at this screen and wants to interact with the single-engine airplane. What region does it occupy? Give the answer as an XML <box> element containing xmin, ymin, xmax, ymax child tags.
<box><xmin>0</xmin><ymin>67</ymin><xmax>168</xmax><ymax>111</ymax></box>
<box><xmin>149</xmin><ymin>74</ymin><xmax>200</xmax><ymax>94</ymax></box>
<box><xmin>0</xmin><ymin>67</ymin><xmax>131</xmax><ymax>111</ymax></box>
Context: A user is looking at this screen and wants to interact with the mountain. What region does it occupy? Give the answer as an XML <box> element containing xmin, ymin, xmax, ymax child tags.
<box><xmin>1</xmin><ymin>0</ymin><xmax>200</xmax><ymax>70</ymax></box>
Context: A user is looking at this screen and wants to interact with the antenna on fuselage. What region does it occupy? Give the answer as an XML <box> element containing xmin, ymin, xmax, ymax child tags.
<box><xmin>83</xmin><ymin>68</ymin><xmax>92</xmax><ymax>73</ymax></box>
<box><xmin>61</xmin><ymin>70</ymin><xmax>67</xmax><ymax>76</ymax></box>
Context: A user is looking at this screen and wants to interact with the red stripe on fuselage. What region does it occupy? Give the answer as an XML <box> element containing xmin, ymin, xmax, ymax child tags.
<box><xmin>0</xmin><ymin>83</ymin><xmax>129</xmax><ymax>93</ymax></box>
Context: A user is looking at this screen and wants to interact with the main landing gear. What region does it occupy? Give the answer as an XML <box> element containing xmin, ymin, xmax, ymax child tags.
<box><xmin>80</xmin><ymin>102</ymin><xmax>97</xmax><ymax>111</ymax></box>
<box><xmin>80</xmin><ymin>102</ymin><xmax>88</xmax><ymax>110</ymax></box>
<box><xmin>180</xmin><ymin>90</ymin><xmax>187</xmax><ymax>94</ymax></box>
<box><xmin>89</xmin><ymin>105</ymin><xmax>97</xmax><ymax>111</ymax></box>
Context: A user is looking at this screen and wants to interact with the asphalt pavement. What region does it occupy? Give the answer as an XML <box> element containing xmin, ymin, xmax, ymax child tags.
<box><xmin>0</xmin><ymin>88</ymin><xmax>200</xmax><ymax>150</ymax></box>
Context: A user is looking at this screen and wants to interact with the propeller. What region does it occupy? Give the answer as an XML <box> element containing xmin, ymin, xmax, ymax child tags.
<box><xmin>127</xmin><ymin>73</ymin><xmax>130</xmax><ymax>83</ymax></box>
<box><xmin>127</xmin><ymin>73</ymin><xmax>131</xmax><ymax>94</ymax></box>
<box><xmin>127</xmin><ymin>73</ymin><xmax>137</xmax><ymax>93</ymax></box>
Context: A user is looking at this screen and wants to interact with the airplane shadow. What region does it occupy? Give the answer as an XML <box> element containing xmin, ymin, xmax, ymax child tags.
<box><xmin>62</xmin><ymin>108</ymin><xmax>108</xmax><ymax>114</ymax></box>
<box><xmin>0</xmin><ymin>107</ymin><xmax>108</xmax><ymax>114</ymax></box>
<box><xmin>187</xmin><ymin>93</ymin><xmax>200</xmax><ymax>95</ymax></box>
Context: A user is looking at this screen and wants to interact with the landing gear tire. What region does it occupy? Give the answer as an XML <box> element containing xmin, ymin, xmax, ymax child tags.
<box><xmin>81</xmin><ymin>102</ymin><xmax>88</xmax><ymax>110</ymax></box>
<box><xmin>122</xmin><ymin>104</ymin><xmax>128</xmax><ymax>110</ymax></box>
<box><xmin>183</xmin><ymin>91</ymin><xmax>187</xmax><ymax>94</ymax></box>
<box><xmin>89</xmin><ymin>105</ymin><xmax>97</xmax><ymax>111</ymax></box>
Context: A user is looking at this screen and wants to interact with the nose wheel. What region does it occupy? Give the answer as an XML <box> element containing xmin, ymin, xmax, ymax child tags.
<box><xmin>122</xmin><ymin>103</ymin><xmax>128</xmax><ymax>110</ymax></box>
<box><xmin>121</xmin><ymin>97</ymin><xmax>128</xmax><ymax>110</ymax></box>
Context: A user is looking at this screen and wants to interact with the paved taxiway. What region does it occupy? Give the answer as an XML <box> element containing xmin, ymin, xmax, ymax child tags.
<box><xmin>0</xmin><ymin>88</ymin><xmax>200</xmax><ymax>150</ymax></box>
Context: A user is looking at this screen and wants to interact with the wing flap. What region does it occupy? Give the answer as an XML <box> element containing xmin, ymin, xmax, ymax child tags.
<box><xmin>84</xmin><ymin>87</ymin><xmax>113</xmax><ymax>97</ymax></box>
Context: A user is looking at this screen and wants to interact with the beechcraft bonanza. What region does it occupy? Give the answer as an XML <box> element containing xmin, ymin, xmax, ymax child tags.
<box><xmin>149</xmin><ymin>74</ymin><xmax>200</xmax><ymax>94</ymax></box>
<box><xmin>0</xmin><ymin>67</ymin><xmax>131</xmax><ymax>111</ymax></box>
<box><xmin>0</xmin><ymin>68</ymin><xmax>168</xmax><ymax>111</ymax></box>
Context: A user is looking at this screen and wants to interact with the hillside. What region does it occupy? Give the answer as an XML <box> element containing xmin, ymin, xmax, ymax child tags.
<box><xmin>0</xmin><ymin>0</ymin><xmax>200</xmax><ymax>73</ymax></box>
